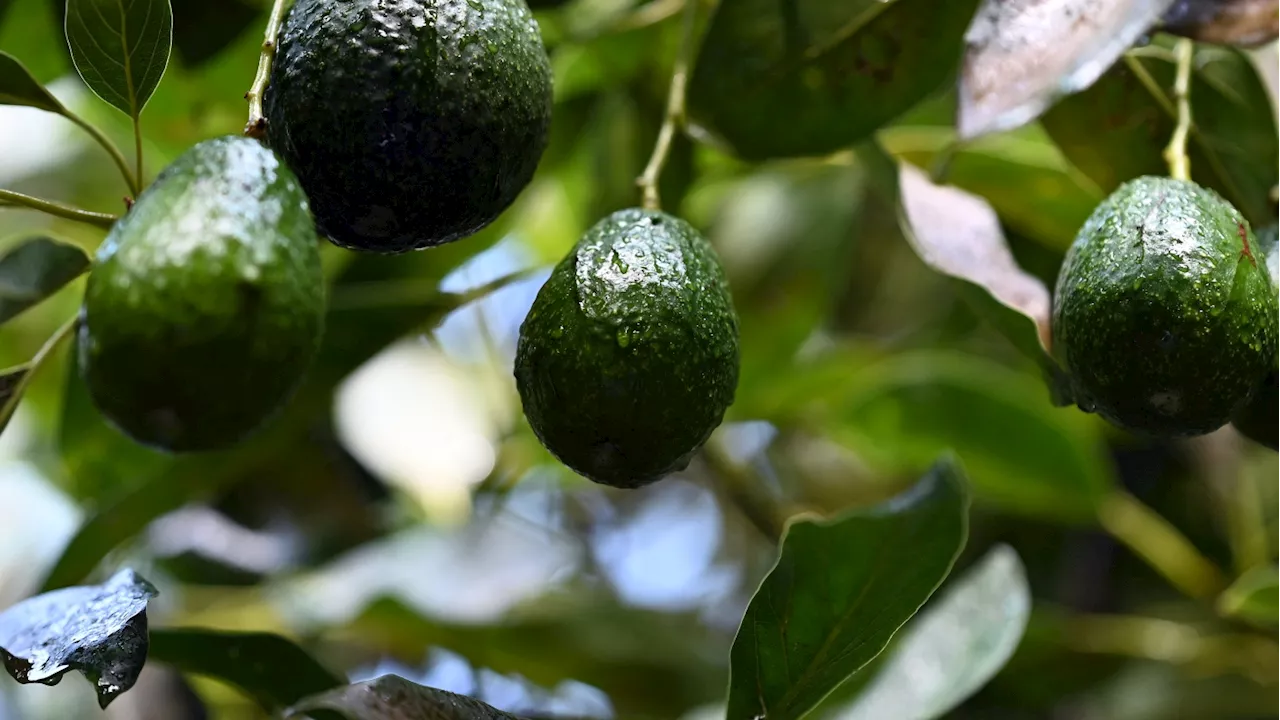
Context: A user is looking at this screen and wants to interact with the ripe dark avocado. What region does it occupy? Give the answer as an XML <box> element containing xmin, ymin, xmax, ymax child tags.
<box><xmin>79</xmin><ymin>136</ymin><xmax>325</xmax><ymax>452</ymax></box>
<box><xmin>515</xmin><ymin>209</ymin><xmax>740</xmax><ymax>488</ymax></box>
<box><xmin>1228</xmin><ymin>222</ymin><xmax>1280</xmax><ymax>448</ymax></box>
<box><xmin>1052</xmin><ymin>176</ymin><xmax>1278</xmax><ymax>436</ymax></box>
<box><xmin>264</xmin><ymin>0</ymin><xmax>553</xmax><ymax>253</ymax></box>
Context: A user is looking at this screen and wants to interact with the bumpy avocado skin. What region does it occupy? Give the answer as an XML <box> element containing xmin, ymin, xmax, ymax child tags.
<box><xmin>515</xmin><ymin>209</ymin><xmax>740</xmax><ymax>488</ymax></box>
<box><xmin>1052</xmin><ymin>176</ymin><xmax>1278</xmax><ymax>436</ymax></box>
<box><xmin>79</xmin><ymin>136</ymin><xmax>325</xmax><ymax>452</ymax></box>
<box><xmin>264</xmin><ymin>0</ymin><xmax>553</xmax><ymax>253</ymax></box>
<box><xmin>1228</xmin><ymin>222</ymin><xmax>1280</xmax><ymax>448</ymax></box>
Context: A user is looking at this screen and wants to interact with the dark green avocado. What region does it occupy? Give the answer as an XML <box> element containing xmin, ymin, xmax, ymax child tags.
<box><xmin>515</xmin><ymin>208</ymin><xmax>740</xmax><ymax>488</ymax></box>
<box><xmin>79</xmin><ymin>136</ymin><xmax>325</xmax><ymax>452</ymax></box>
<box><xmin>1052</xmin><ymin>176</ymin><xmax>1278</xmax><ymax>436</ymax></box>
<box><xmin>1228</xmin><ymin>224</ymin><xmax>1280</xmax><ymax>448</ymax></box>
<box><xmin>264</xmin><ymin>0</ymin><xmax>553</xmax><ymax>253</ymax></box>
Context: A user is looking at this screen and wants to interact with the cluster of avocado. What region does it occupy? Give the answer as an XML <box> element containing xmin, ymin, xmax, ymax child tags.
<box><xmin>77</xmin><ymin>0</ymin><xmax>739</xmax><ymax>488</ymax></box>
<box><xmin>1052</xmin><ymin>176</ymin><xmax>1278</xmax><ymax>448</ymax></box>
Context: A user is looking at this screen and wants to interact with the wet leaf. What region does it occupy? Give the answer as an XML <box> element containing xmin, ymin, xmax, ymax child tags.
<box><xmin>0</xmin><ymin>50</ymin><xmax>66</xmax><ymax>112</ymax></box>
<box><xmin>686</xmin><ymin>0</ymin><xmax>981</xmax><ymax>160</ymax></box>
<box><xmin>0</xmin><ymin>568</ymin><xmax>157</xmax><ymax>708</ymax></box>
<box><xmin>831</xmin><ymin>545</ymin><xmax>1031</xmax><ymax>720</ymax></box>
<box><xmin>1161</xmin><ymin>0</ymin><xmax>1278</xmax><ymax>47</ymax></box>
<box><xmin>286</xmin><ymin>674</ymin><xmax>523</xmax><ymax>720</ymax></box>
<box><xmin>0</xmin><ymin>237</ymin><xmax>91</xmax><ymax>324</ymax></box>
<box><xmin>832</xmin><ymin>350</ymin><xmax>1113</xmax><ymax>522</ymax></box>
<box><xmin>725</xmin><ymin>457</ymin><xmax>969</xmax><ymax>720</ymax></box>
<box><xmin>65</xmin><ymin>0</ymin><xmax>172</xmax><ymax>116</ymax></box>
<box><xmin>1217</xmin><ymin>565</ymin><xmax>1278</xmax><ymax>628</ymax></box>
<box><xmin>1042</xmin><ymin>40</ymin><xmax>1279</xmax><ymax>227</ymax></box>
<box><xmin>150</xmin><ymin>629</ymin><xmax>345</xmax><ymax>712</ymax></box>
<box><xmin>957</xmin><ymin>0</ymin><xmax>1176</xmax><ymax>138</ymax></box>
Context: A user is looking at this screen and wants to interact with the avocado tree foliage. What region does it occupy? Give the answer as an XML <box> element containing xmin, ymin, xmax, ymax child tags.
<box><xmin>0</xmin><ymin>0</ymin><xmax>1276</xmax><ymax>718</ymax></box>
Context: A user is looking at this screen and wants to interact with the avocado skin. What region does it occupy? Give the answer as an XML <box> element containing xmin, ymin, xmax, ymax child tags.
<box><xmin>79</xmin><ymin>136</ymin><xmax>325</xmax><ymax>452</ymax></box>
<box><xmin>264</xmin><ymin>0</ymin><xmax>553</xmax><ymax>254</ymax></box>
<box><xmin>515</xmin><ymin>209</ymin><xmax>740</xmax><ymax>488</ymax></box>
<box><xmin>1052</xmin><ymin>176</ymin><xmax>1278</xmax><ymax>436</ymax></box>
<box><xmin>1233</xmin><ymin>224</ymin><xmax>1280</xmax><ymax>448</ymax></box>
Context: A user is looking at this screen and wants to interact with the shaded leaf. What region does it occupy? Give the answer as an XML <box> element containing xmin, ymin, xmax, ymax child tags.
<box><xmin>0</xmin><ymin>568</ymin><xmax>157</xmax><ymax>708</ymax></box>
<box><xmin>0</xmin><ymin>50</ymin><xmax>66</xmax><ymax>112</ymax></box>
<box><xmin>170</xmin><ymin>0</ymin><xmax>258</xmax><ymax>67</ymax></box>
<box><xmin>287</xmin><ymin>675</ymin><xmax>523</xmax><ymax>720</ymax></box>
<box><xmin>958</xmin><ymin>0</ymin><xmax>1176</xmax><ymax>138</ymax></box>
<box><xmin>1042</xmin><ymin>40</ymin><xmax>1279</xmax><ymax>227</ymax></box>
<box><xmin>65</xmin><ymin>0</ymin><xmax>172</xmax><ymax>116</ymax></box>
<box><xmin>832</xmin><ymin>350</ymin><xmax>1113</xmax><ymax>522</ymax></box>
<box><xmin>1161</xmin><ymin>0</ymin><xmax>1278</xmax><ymax>47</ymax></box>
<box><xmin>149</xmin><ymin>629</ymin><xmax>345</xmax><ymax>712</ymax></box>
<box><xmin>725</xmin><ymin>457</ymin><xmax>970</xmax><ymax>720</ymax></box>
<box><xmin>0</xmin><ymin>362</ymin><xmax>29</xmax><ymax>434</ymax></box>
<box><xmin>1217</xmin><ymin>565</ymin><xmax>1278</xmax><ymax>628</ymax></box>
<box><xmin>0</xmin><ymin>236</ymin><xmax>90</xmax><ymax>324</ymax></box>
<box><xmin>831</xmin><ymin>545</ymin><xmax>1031</xmax><ymax>720</ymax></box>
<box><xmin>686</xmin><ymin>0</ymin><xmax>981</xmax><ymax>160</ymax></box>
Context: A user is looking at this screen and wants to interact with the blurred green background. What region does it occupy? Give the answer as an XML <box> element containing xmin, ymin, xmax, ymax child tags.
<box><xmin>0</xmin><ymin>0</ymin><xmax>1277</xmax><ymax>718</ymax></box>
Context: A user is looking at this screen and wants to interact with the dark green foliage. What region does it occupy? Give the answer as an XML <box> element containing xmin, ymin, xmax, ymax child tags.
<box><xmin>0</xmin><ymin>237</ymin><xmax>89</xmax><ymax>324</ymax></box>
<box><xmin>264</xmin><ymin>0</ymin><xmax>553</xmax><ymax>253</ymax></box>
<box><xmin>515</xmin><ymin>208</ymin><xmax>739</xmax><ymax>487</ymax></box>
<box><xmin>79</xmin><ymin>135</ymin><xmax>325</xmax><ymax>452</ymax></box>
<box><xmin>1232</xmin><ymin>369</ymin><xmax>1278</xmax><ymax>449</ymax></box>
<box><xmin>1053</xmin><ymin>176</ymin><xmax>1278</xmax><ymax>436</ymax></box>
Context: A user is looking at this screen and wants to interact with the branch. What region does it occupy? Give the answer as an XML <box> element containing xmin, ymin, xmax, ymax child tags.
<box><xmin>244</xmin><ymin>0</ymin><xmax>292</xmax><ymax>139</ymax></box>
<box><xmin>702</xmin><ymin>441</ymin><xmax>785</xmax><ymax>543</ymax></box>
<box><xmin>636</xmin><ymin>0</ymin><xmax>698</xmax><ymax>211</ymax></box>
<box><xmin>0</xmin><ymin>189</ymin><xmax>118</xmax><ymax>229</ymax></box>
<box><xmin>1098</xmin><ymin>490</ymin><xmax>1225</xmax><ymax>599</ymax></box>
<box><xmin>1163</xmin><ymin>38</ymin><xmax>1194</xmax><ymax>182</ymax></box>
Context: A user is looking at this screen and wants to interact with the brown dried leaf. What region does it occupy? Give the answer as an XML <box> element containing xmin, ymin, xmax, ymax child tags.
<box><xmin>1162</xmin><ymin>0</ymin><xmax>1279</xmax><ymax>47</ymax></box>
<box><xmin>958</xmin><ymin>0</ymin><xmax>1176</xmax><ymax>138</ymax></box>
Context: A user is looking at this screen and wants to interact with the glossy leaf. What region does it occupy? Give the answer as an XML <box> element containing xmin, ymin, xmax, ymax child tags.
<box><xmin>1042</xmin><ymin>40</ymin><xmax>1279</xmax><ymax>227</ymax></box>
<box><xmin>686</xmin><ymin>0</ymin><xmax>981</xmax><ymax>160</ymax></box>
<box><xmin>0</xmin><ymin>237</ymin><xmax>90</xmax><ymax>324</ymax></box>
<box><xmin>957</xmin><ymin>0</ymin><xmax>1175</xmax><ymax>138</ymax></box>
<box><xmin>832</xmin><ymin>545</ymin><xmax>1031</xmax><ymax>720</ymax></box>
<box><xmin>0</xmin><ymin>50</ymin><xmax>66</xmax><ymax>112</ymax></box>
<box><xmin>1217</xmin><ymin>565</ymin><xmax>1278</xmax><ymax>628</ymax></box>
<box><xmin>833</xmin><ymin>350</ymin><xmax>1113</xmax><ymax>522</ymax></box>
<box><xmin>1161</xmin><ymin>0</ymin><xmax>1279</xmax><ymax>47</ymax></box>
<box><xmin>64</xmin><ymin>0</ymin><xmax>172</xmax><ymax>116</ymax></box>
<box><xmin>725</xmin><ymin>457</ymin><xmax>970</xmax><ymax>720</ymax></box>
<box><xmin>0</xmin><ymin>569</ymin><xmax>156</xmax><ymax>708</ymax></box>
<box><xmin>286</xmin><ymin>674</ymin><xmax>523</xmax><ymax>720</ymax></box>
<box><xmin>150</xmin><ymin>629</ymin><xmax>345</xmax><ymax>711</ymax></box>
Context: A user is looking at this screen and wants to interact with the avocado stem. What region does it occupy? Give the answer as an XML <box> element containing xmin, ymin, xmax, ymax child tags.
<box><xmin>636</xmin><ymin>0</ymin><xmax>699</xmax><ymax>211</ymax></box>
<box><xmin>0</xmin><ymin>189</ymin><xmax>118</xmax><ymax>229</ymax></box>
<box><xmin>244</xmin><ymin>0</ymin><xmax>291</xmax><ymax>139</ymax></box>
<box><xmin>1163</xmin><ymin>38</ymin><xmax>1195</xmax><ymax>182</ymax></box>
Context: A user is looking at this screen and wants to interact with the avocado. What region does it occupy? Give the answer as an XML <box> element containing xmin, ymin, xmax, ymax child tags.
<box><xmin>79</xmin><ymin>136</ymin><xmax>325</xmax><ymax>452</ymax></box>
<box><xmin>515</xmin><ymin>209</ymin><xmax>740</xmax><ymax>488</ymax></box>
<box><xmin>264</xmin><ymin>0</ymin><xmax>553</xmax><ymax>253</ymax></box>
<box><xmin>1233</xmin><ymin>224</ymin><xmax>1280</xmax><ymax>448</ymax></box>
<box><xmin>1052</xmin><ymin>176</ymin><xmax>1278</xmax><ymax>436</ymax></box>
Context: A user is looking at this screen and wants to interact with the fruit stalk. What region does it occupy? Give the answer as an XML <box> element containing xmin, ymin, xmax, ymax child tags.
<box><xmin>0</xmin><ymin>189</ymin><xmax>118</xmax><ymax>229</ymax></box>
<box><xmin>1163</xmin><ymin>38</ymin><xmax>1195</xmax><ymax>182</ymax></box>
<box><xmin>244</xmin><ymin>0</ymin><xmax>292</xmax><ymax>139</ymax></box>
<box><xmin>636</xmin><ymin>0</ymin><xmax>698</xmax><ymax>211</ymax></box>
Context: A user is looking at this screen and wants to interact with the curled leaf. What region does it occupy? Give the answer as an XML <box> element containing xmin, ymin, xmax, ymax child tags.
<box><xmin>958</xmin><ymin>0</ymin><xmax>1177</xmax><ymax>138</ymax></box>
<box><xmin>0</xmin><ymin>569</ymin><xmax>157</xmax><ymax>708</ymax></box>
<box><xmin>286</xmin><ymin>674</ymin><xmax>522</xmax><ymax>720</ymax></box>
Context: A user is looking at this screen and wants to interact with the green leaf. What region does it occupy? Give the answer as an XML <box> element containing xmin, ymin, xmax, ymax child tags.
<box><xmin>64</xmin><ymin>0</ymin><xmax>172</xmax><ymax>117</ymax></box>
<box><xmin>956</xmin><ymin>0</ymin><xmax>1174</xmax><ymax>138</ymax></box>
<box><xmin>686</xmin><ymin>0</ymin><xmax>981</xmax><ymax>160</ymax></box>
<box><xmin>830</xmin><ymin>545</ymin><xmax>1031</xmax><ymax>720</ymax></box>
<box><xmin>725</xmin><ymin>457</ymin><xmax>970</xmax><ymax>720</ymax></box>
<box><xmin>286</xmin><ymin>675</ymin><xmax>524</xmax><ymax>720</ymax></box>
<box><xmin>0</xmin><ymin>569</ymin><xmax>157</xmax><ymax>708</ymax></box>
<box><xmin>169</xmin><ymin>0</ymin><xmax>258</xmax><ymax>67</ymax></box>
<box><xmin>0</xmin><ymin>237</ymin><xmax>90</xmax><ymax>324</ymax></box>
<box><xmin>0</xmin><ymin>50</ymin><xmax>66</xmax><ymax>112</ymax></box>
<box><xmin>0</xmin><ymin>362</ymin><xmax>29</xmax><ymax>434</ymax></box>
<box><xmin>1042</xmin><ymin>40</ymin><xmax>1279</xmax><ymax>227</ymax></box>
<box><xmin>833</xmin><ymin>350</ymin><xmax>1113</xmax><ymax>522</ymax></box>
<box><xmin>1217</xmin><ymin>565</ymin><xmax>1278</xmax><ymax>629</ymax></box>
<box><xmin>149</xmin><ymin>629</ymin><xmax>346</xmax><ymax>712</ymax></box>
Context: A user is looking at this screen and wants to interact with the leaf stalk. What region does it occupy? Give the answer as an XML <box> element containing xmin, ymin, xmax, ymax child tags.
<box><xmin>0</xmin><ymin>189</ymin><xmax>118</xmax><ymax>229</ymax></box>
